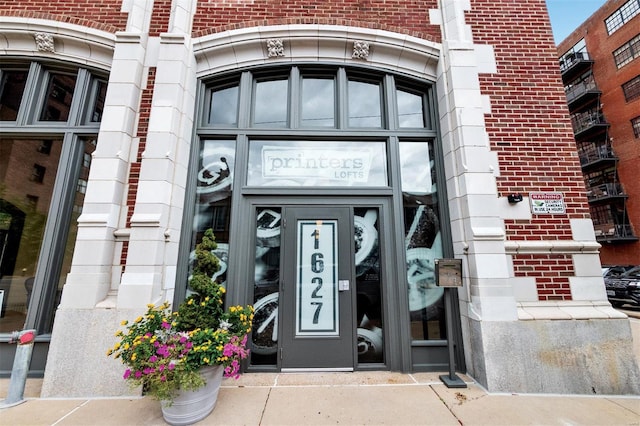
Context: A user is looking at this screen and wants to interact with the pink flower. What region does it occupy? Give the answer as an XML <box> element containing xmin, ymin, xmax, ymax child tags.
<box><xmin>123</xmin><ymin>369</ymin><xmax>131</xmax><ymax>379</ymax></box>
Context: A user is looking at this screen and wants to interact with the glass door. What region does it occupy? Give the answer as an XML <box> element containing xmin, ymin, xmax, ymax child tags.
<box><xmin>279</xmin><ymin>206</ymin><xmax>354</xmax><ymax>370</ymax></box>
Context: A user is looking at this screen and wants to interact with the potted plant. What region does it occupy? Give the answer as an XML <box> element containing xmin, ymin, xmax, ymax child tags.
<box><xmin>107</xmin><ymin>229</ymin><xmax>253</xmax><ymax>425</ymax></box>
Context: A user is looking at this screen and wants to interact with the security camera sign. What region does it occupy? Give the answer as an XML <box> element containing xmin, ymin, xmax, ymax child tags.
<box><xmin>530</xmin><ymin>192</ymin><xmax>565</xmax><ymax>214</ymax></box>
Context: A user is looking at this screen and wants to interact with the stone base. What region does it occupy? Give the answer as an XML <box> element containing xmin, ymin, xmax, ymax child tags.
<box><xmin>468</xmin><ymin>318</ymin><xmax>640</xmax><ymax>394</ymax></box>
<box><xmin>41</xmin><ymin>308</ymin><xmax>141</xmax><ymax>398</ymax></box>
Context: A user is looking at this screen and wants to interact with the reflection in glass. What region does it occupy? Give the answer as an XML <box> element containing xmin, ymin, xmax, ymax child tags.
<box><xmin>0</xmin><ymin>138</ymin><xmax>62</xmax><ymax>333</ymax></box>
<box><xmin>208</xmin><ymin>85</ymin><xmax>238</xmax><ymax>126</ymax></box>
<box><xmin>247</xmin><ymin>140</ymin><xmax>388</xmax><ymax>187</ymax></box>
<box><xmin>399</xmin><ymin>142</ymin><xmax>435</xmax><ymax>195</ymax></box>
<box><xmin>45</xmin><ymin>137</ymin><xmax>96</xmax><ymax>331</ymax></box>
<box><xmin>397</xmin><ymin>88</ymin><xmax>424</xmax><ymax>128</ymax></box>
<box><xmin>191</xmin><ymin>139</ymin><xmax>235</xmax><ymax>296</ymax></box>
<box><xmin>254</xmin><ymin>79</ymin><xmax>288</xmax><ymax>127</ymax></box>
<box><xmin>90</xmin><ymin>80</ymin><xmax>107</xmax><ymax>122</ymax></box>
<box><xmin>301</xmin><ymin>77</ymin><xmax>335</xmax><ymax>127</ymax></box>
<box><xmin>354</xmin><ymin>208</ymin><xmax>383</xmax><ymax>363</ymax></box>
<box><xmin>0</xmin><ymin>70</ymin><xmax>28</xmax><ymax>121</ymax></box>
<box><xmin>196</xmin><ymin>139</ymin><xmax>235</xmax><ymax>207</ymax></box>
<box><xmin>348</xmin><ymin>80</ymin><xmax>382</xmax><ymax>128</ymax></box>
<box><xmin>40</xmin><ymin>72</ymin><xmax>77</xmax><ymax>122</ymax></box>
<box><xmin>251</xmin><ymin>208</ymin><xmax>282</xmax><ymax>366</ymax></box>
<box><xmin>400</xmin><ymin>142</ymin><xmax>445</xmax><ymax>340</ymax></box>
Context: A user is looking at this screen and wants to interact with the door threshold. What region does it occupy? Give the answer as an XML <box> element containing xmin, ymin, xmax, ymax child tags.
<box><xmin>281</xmin><ymin>367</ymin><xmax>354</xmax><ymax>373</ymax></box>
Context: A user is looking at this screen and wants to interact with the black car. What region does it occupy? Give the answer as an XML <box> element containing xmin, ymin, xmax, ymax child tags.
<box><xmin>605</xmin><ymin>266</ymin><xmax>640</xmax><ymax>308</ymax></box>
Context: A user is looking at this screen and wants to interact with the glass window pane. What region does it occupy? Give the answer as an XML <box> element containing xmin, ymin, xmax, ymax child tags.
<box><xmin>0</xmin><ymin>70</ymin><xmax>28</xmax><ymax>121</ymax></box>
<box><xmin>301</xmin><ymin>77</ymin><xmax>335</xmax><ymax>127</ymax></box>
<box><xmin>399</xmin><ymin>142</ymin><xmax>444</xmax><ymax>340</ymax></box>
<box><xmin>397</xmin><ymin>88</ymin><xmax>425</xmax><ymax>128</ymax></box>
<box><xmin>399</xmin><ymin>142</ymin><xmax>435</xmax><ymax>194</ymax></box>
<box><xmin>348</xmin><ymin>80</ymin><xmax>382</xmax><ymax>128</ymax></box>
<box><xmin>196</xmin><ymin>140</ymin><xmax>235</xmax><ymax>226</ymax></box>
<box><xmin>208</xmin><ymin>85</ymin><xmax>238</xmax><ymax>126</ymax></box>
<box><xmin>40</xmin><ymin>72</ymin><xmax>77</xmax><ymax>122</ymax></box>
<box><xmin>90</xmin><ymin>80</ymin><xmax>107</xmax><ymax>122</ymax></box>
<box><xmin>354</xmin><ymin>207</ymin><xmax>383</xmax><ymax>363</ymax></box>
<box><xmin>0</xmin><ymin>138</ymin><xmax>62</xmax><ymax>333</ymax></box>
<box><xmin>247</xmin><ymin>140</ymin><xmax>388</xmax><ymax>187</ymax></box>
<box><xmin>251</xmin><ymin>207</ymin><xmax>282</xmax><ymax>366</ymax></box>
<box><xmin>254</xmin><ymin>79</ymin><xmax>288</xmax><ymax>127</ymax></box>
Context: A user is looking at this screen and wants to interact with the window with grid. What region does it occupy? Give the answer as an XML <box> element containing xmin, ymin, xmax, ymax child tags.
<box><xmin>622</xmin><ymin>75</ymin><xmax>640</xmax><ymax>102</ymax></box>
<box><xmin>632</xmin><ymin>116</ymin><xmax>640</xmax><ymax>138</ymax></box>
<box><xmin>613</xmin><ymin>34</ymin><xmax>640</xmax><ymax>68</ymax></box>
<box><xmin>605</xmin><ymin>0</ymin><xmax>640</xmax><ymax>35</ymax></box>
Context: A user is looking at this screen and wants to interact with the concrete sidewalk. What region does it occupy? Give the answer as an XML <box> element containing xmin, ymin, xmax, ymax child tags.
<box><xmin>1</xmin><ymin>371</ymin><xmax>639</xmax><ymax>425</ymax></box>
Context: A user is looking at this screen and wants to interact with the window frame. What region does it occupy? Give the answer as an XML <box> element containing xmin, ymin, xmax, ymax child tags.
<box><xmin>0</xmin><ymin>60</ymin><xmax>104</xmax><ymax>335</ymax></box>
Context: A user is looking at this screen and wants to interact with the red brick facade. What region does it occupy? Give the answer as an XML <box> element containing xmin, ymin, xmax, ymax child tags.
<box><xmin>0</xmin><ymin>0</ymin><xmax>592</xmax><ymax>301</ymax></box>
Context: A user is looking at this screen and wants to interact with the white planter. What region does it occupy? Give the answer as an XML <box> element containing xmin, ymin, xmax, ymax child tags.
<box><xmin>161</xmin><ymin>365</ymin><xmax>224</xmax><ymax>426</ymax></box>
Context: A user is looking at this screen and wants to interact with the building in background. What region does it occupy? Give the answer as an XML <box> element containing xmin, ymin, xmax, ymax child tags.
<box><xmin>557</xmin><ymin>0</ymin><xmax>640</xmax><ymax>266</ymax></box>
<box><xmin>1</xmin><ymin>0</ymin><xmax>639</xmax><ymax>398</ymax></box>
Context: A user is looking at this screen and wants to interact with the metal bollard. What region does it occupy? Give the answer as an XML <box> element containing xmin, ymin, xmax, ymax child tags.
<box><xmin>0</xmin><ymin>329</ymin><xmax>37</xmax><ymax>408</ymax></box>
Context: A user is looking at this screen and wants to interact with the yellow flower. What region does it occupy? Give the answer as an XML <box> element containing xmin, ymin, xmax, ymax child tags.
<box><xmin>205</xmin><ymin>296</ymin><xmax>210</xmax><ymax>301</ymax></box>
<box><xmin>114</xmin><ymin>342</ymin><xmax>121</xmax><ymax>350</ymax></box>
<box><xmin>120</xmin><ymin>320</ymin><xmax>128</xmax><ymax>326</ymax></box>
<box><xmin>124</xmin><ymin>343</ymin><xmax>130</xmax><ymax>350</ymax></box>
<box><xmin>147</xmin><ymin>303</ymin><xmax>155</xmax><ymax>309</ymax></box>
<box><xmin>203</xmin><ymin>357</ymin><xmax>210</xmax><ymax>364</ymax></box>
<box><xmin>134</xmin><ymin>316</ymin><xmax>142</xmax><ymax>323</ymax></box>
<box><xmin>131</xmin><ymin>353</ymin><xmax>137</xmax><ymax>361</ymax></box>
<box><xmin>220</xmin><ymin>287</ymin><xmax>226</xmax><ymax>294</ymax></box>
<box><xmin>188</xmin><ymin>299</ymin><xmax>193</xmax><ymax>305</ymax></box>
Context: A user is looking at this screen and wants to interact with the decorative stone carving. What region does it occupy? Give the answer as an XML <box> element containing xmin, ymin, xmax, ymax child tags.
<box><xmin>34</xmin><ymin>33</ymin><xmax>55</xmax><ymax>53</ymax></box>
<box><xmin>352</xmin><ymin>41</ymin><xmax>370</xmax><ymax>59</ymax></box>
<box><xmin>266</xmin><ymin>39</ymin><xmax>285</xmax><ymax>57</ymax></box>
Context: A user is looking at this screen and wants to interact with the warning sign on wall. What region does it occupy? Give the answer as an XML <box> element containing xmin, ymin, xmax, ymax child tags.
<box><xmin>530</xmin><ymin>192</ymin><xmax>565</xmax><ymax>214</ymax></box>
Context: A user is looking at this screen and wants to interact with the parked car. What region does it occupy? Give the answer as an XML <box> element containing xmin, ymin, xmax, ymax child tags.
<box><xmin>604</xmin><ymin>265</ymin><xmax>640</xmax><ymax>308</ymax></box>
<box><xmin>602</xmin><ymin>265</ymin><xmax>635</xmax><ymax>279</ymax></box>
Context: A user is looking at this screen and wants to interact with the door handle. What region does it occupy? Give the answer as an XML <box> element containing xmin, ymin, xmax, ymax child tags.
<box><xmin>338</xmin><ymin>280</ymin><xmax>349</xmax><ymax>291</ymax></box>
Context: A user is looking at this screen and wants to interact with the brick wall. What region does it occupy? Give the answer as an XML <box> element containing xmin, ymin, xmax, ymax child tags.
<box><xmin>0</xmin><ymin>1</ymin><xmax>127</xmax><ymax>32</ymax></box>
<box><xmin>192</xmin><ymin>0</ymin><xmax>440</xmax><ymax>41</ymax></box>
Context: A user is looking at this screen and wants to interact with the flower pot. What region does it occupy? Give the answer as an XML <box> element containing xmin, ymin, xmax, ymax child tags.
<box><xmin>161</xmin><ymin>365</ymin><xmax>224</xmax><ymax>426</ymax></box>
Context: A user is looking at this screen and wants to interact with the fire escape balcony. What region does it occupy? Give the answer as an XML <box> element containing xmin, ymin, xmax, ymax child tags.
<box><xmin>559</xmin><ymin>52</ymin><xmax>594</xmax><ymax>83</ymax></box>
<box><xmin>565</xmin><ymin>81</ymin><xmax>601</xmax><ymax>111</ymax></box>
<box><xmin>579</xmin><ymin>143</ymin><xmax>618</xmax><ymax>172</ymax></box>
<box><xmin>586</xmin><ymin>183</ymin><xmax>627</xmax><ymax>203</ymax></box>
<box><xmin>571</xmin><ymin>112</ymin><xmax>609</xmax><ymax>141</ymax></box>
<box><xmin>594</xmin><ymin>223</ymin><xmax>638</xmax><ymax>243</ymax></box>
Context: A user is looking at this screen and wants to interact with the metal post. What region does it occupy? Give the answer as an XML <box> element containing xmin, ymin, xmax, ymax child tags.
<box><xmin>0</xmin><ymin>329</ymin><xmax>37</xmax><ymax>408</ymax></box>
<box><xmin>439</xmin><ymin>288</ymin><xmax>466</xmax><ymax>388</ymax></box>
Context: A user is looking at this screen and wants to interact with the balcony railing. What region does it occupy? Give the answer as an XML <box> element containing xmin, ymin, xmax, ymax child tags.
<box><xmin>586</xmin><ymin>183</ymin><xmax>626</xmax><ymax>201</ymax></box>
<box><xmin>559</xmin><ymin>51</ymin><xmax>591</xmax><ymax>73</ymax></box>
<box><xmin>578</xmin><ymin>143</ymin><xmax>617</xmax><ymax>168</ymax></box>
<box><xmin>571</xmin><ymin>111</ymin><xmax>608</xmax><ymax>135</ymax></box>
<box><xmin>565</xmin><ymin>79</ymin><xmax>599</xmax><ymax>105</ymax></box>
<box><xmin>594</xmin><ymin>223</ymin><xmax>637</xmax><ymax>240</ymax></box>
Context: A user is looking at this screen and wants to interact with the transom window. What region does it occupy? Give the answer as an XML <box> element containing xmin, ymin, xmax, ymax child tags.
<box><xmin>202</xmin><ymin>66</ymin><xmax>431</xmax><ymax>131</ymax></box>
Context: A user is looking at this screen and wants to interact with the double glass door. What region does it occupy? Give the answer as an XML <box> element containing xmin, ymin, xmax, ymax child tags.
<box><xmin>251</xmin><ymin>204</ymin><xmax>384</xmax><ymax>370</ymax></box>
